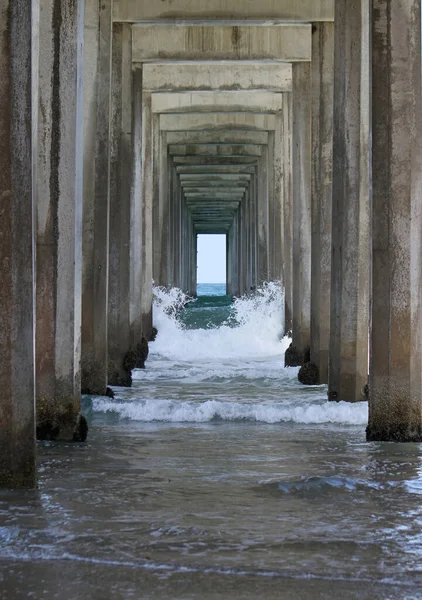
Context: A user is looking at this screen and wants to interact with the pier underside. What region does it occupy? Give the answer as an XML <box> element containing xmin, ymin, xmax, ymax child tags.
<box><xmin>1</xmin><ymin>0</ymin><xmax>422</xmax><ymax>485</ymax></box>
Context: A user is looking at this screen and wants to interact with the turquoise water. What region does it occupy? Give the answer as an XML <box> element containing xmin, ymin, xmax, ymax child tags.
<box><xmin>180</xmin><ymin>284</ymin><xmax>233</xmax><ymax>330</ymax></box>
<box><xmin>197</xmin><ymin>283</ymin><xmax>227</xmax><ymax>296</ymax></box>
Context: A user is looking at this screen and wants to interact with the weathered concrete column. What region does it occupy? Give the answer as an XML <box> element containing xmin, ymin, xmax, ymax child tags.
<box><xmin>129</xmin><ymin>68</ymin><xmax>143</xmax><ymax>346</ymax></box>
<box><xmin>310</xmin><ymin>22</ymin><xmax>334</xmax><ymax>384</ymax></box>
<box><xmin>329</xmin><ymin>0</ymin><xmax>370</xmax><ymax>402</ymax></box>
<box><xmin>250</xmin><ymin>168</ymin><xmax>258</xmax><ymax>288</ymax></box>
<box><xmin>283</xmin><ymin>94</ymin><xmax>293</xmax><ymax>335</ymax></box>
<box><xmin>0</xmin><ymin>0</ymin><xmax>36</xmax><ymax>486</ymax></box>
<box><xmin>292</xmin><ymin>63</ymin><xmax>312</xmax><ymax>357</ymax></box>
<box><xmin>108</xmin><ymin>22</ymin><xmax>132</xmax><ymax>387</ymax></box>
<box><xmin>81</xmin><ymin>0</ymin><xmax>111</xmax><ymax>394</ymax></box>
<box><xmin>36</xmin><ymin>0</ymin><xmax>86</xmax><ymax>441</ymax></box>
<box><xmin>226</xmin><ymin>225</ymin><xmax>234</xmax><ymax>295</ymax></box>
<box><xmin>229</xmin><ymin>215</ymin><xmax>240</xmax><ymax>296</ymax></box>
<box><xmin>244</xmin><ymin>189</ymin><xmax>252</xmax><ymax>291</ymax></box>
<box><xmin>270</xmin><ymin>116</ymin><xmax>284</xmax><ymax>285</ymax></box>
<box><xmin>153</xmin><ymin>125</ymin><xmax>169</xmax><ymax>287</ymax></box>
<box><xmin>191</xmin><ymin>229</ymin><xmax>197</xmax><ymax>296</ymax></box>
<box><xmin>240</xmin><ymin>193</ymin><xmax>247</xmax><ymax>295</ymax></box>
<box><xmin>257</xmin><ymin>148</ymin><xmax>269</xmax><ymax>283</ymax></box>
<box><xmin>367</xmin><ymin>0</ymin><xmax>422</xmax><ymax>441</ymax></box>
<box><xmin>172</xmin><ymin>174</ymin><xmax>182</xmax><ymax>288</ymax></box>
<box><xmin>167</xmin><ymin>157</ymin><xmax>176</xmax><ymax>287</ymax></box>
<box><xmin>141</xmin><ymin>90</ymin><xmax>153</xmax><ymax>337</ymax></box>
<box><xmin>187</xmin><ymin>221</ymin><xmax>196</xmax><ymax>296</ymax></box>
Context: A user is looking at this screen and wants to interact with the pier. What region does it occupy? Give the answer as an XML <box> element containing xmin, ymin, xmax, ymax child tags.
<box><xmin>1</xmin><ymin>0</ymin><xmax>422</xmax><ymax>486</ymax></box>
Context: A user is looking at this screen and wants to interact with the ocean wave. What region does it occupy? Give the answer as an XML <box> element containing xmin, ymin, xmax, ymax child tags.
<box><xmin>151</xmin><ymin>283</ymin><xmax>286</xmax><ymax>361</ymax></box>
<box><xmin>91</xmin><ymin>398</ymin><xmax>368</xmax><ymax>425</ymax></box>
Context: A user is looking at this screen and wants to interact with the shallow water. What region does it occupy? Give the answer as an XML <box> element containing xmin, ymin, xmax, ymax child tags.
<box><xmin>1</xmin><ymin>284</ymin><xmax>422</xmax><ymax>599</ymax></box>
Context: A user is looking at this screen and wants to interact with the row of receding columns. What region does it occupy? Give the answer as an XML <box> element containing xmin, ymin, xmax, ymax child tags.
<box><xmin>142</xmin><ymin>58</ymin><xmax>294</xmax><ymax>301</ymax></box>
<box><xmin>1</xmin><ymin>0</ymin><xmax>422</xmax><ymax>487</ymax></box>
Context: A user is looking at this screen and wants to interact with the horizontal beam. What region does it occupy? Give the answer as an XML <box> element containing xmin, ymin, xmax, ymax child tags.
<box><xmin>166</xmin><ymin>130</ymin><xmax>268</xmax><ymax>145</ymax></box>
<box><xmin>186</xmin><ymin>197</ymin><xmax>242</xmax><ymax>202</ymax></box>
<box><xmin>161</xmin><ymin>112</ymin><xmax>276</xmax><ymax>131</ymax></box>
<box><xmin>172</xmin><ymin>156</ymin><xmax>259</xmax><ymax>165</ymax></box>
<box><xmin>168</xmin><ymin>143</ymin><xmax>262</xmax><ymax>156</ymax></box>
<box><xmin>185</xmin><ymin>191</ymin><xmax>244</xmax><ymax>197</ymax></box>
<box><xmin>180</xmin><ymin>179</ymin><xmax>249</xmax><ymax>192</ymax></box>
<box><xmin>152</xmin><ymin>91</ymin><xmax>283</xmax><ymax>114</ymax></box>
<box><xmin>179</xmin><ymin>173</ymin><xmax>252</xmax><ymax>181</ymax></box>
<box><xmin>133</xmin><ymin>25</ymin><xmax>311</xmax><ymax>62</ymax></box>
<box><xmin>143</xmin><ymin>62</ymin><xmax>292</xmax><ymax>92</ymax></box>
<box><xmin>114</xmin><ymin>1</ymin><xmax>334</xmax><ymax>23</ymax></box>
<box><xmin>176</xmin><ymin>165</ymin><xmax>256</xmax><ymax>174</ymax></box>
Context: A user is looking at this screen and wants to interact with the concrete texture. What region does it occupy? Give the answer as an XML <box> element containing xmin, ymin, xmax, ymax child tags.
<box><xmin>132</xmin><ymin>25</ymin><xmax>311</xmax><ymax>63</ymax></box>
<box><xmin>143</xmin><ymin>63</ymin><xmax>292</xmax><ymax>93</ymax></box>
<box><xmin>310</xmin><ymin>22</ymin><xmax>334</xmax><ymax>384</ymax></box>
<box><xmin>161</xmin><ymin>113</ymin><xmax>276</xmax><ymax>132</ymax></box>
<box><xmin>329</xmin><ymin>0</ymin><xmax>370</xmax><ymax>403</ymax></box>
<box><xmin>151</xmin><ymin>91</ymin><xmax>283</xmax><ymax>114</ymax></box>
<box><xmin>368</xmin><ymin>0</ymin><xmax>422</xmax><ymax>441</ymax></box>
<box><xmin>0</xmin><ymin>0</ymin><xmax>36</xmax><ymax>487</ymax></box>
<box><xmin>129</xmin><ymin>68</ymin><xmax>143</xmax><ymax>345</ymax></box>
<box><xmin>141</xmin><ymin>91</ymin><xmax>154</xmax><ymax>337</ymax></box>
<box><xmin>113</xmin><ymin>0</ymin><xmax>334</xmax><ymax>22</ymax></box>
<box><xmin>36</xmin><ymin>0</ymin><xmax>85</xmax><ymax>440</ymax></box>
<box><xmin>292</xmin><ymin>62</ymin><xmax>312</xmax><ymax>354</ymax></box>
<box><xmin>108</xmin><ymin>22</ymin><xmax>133</xmax><ymax>386</ymax></box>
<box><xmin>82</xmin><ymin>0</ymin><xmax>111</xmax><ymax>395</ymax></box>
<box><xmin>283</xmin><ymin>93</ymin><xmax>293</xmax><ymax>333</ymax></box>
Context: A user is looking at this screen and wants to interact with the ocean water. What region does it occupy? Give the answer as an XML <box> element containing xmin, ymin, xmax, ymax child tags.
<box><xmin>1</xmin><ymin>283</ymin><xmax>422</xmax><ymax>599</ymax></box>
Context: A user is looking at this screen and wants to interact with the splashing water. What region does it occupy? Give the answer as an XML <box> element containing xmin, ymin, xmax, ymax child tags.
<box><xmin>90</xmin><ymin>282</ymin><xmax>368</xmax><ymax>426</ymax></box>
<box><xmin>151</xmin><ymin>282</ymin><xmax>286</xmax><ymax>361</ymax></box>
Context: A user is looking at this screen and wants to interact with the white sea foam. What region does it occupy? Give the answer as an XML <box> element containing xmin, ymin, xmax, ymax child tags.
<box><xmin>150</xmin><ymin>282</ymin><xmax>285</xmax><ymax>361</ymax></box>
<box><xmin>99</xmin><ymin>284</ymin><xmax>368</xmax><ymax>427</ymax></box>
<box><xmin>91</xmin><ymin>397</ymin><xmax>368</xmax><ymax>425</ymax></box>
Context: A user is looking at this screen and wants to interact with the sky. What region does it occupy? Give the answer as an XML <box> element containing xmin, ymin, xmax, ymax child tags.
<box><xmin>197</xmin><ymin>234</ymin><xmax>226</xmax><ymax>283</ymax></box>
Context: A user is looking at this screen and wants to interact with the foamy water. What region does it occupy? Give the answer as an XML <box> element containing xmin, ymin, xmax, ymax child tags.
<box><xmin>92</xmin><ymin>283</ymin><xmax>368</xmax><ymax>426</ymax></box>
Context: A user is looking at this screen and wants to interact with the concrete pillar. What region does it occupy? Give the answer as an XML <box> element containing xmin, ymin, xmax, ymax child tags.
<box><xmin>129</xmin><ymin>69</ymin><xmax>143</xmax><ymax>346</ymax></box>
<box><xmin>257</xmin><ymin>148</ymin><xmax>269</xmax><ymax>283</ymax></box>
<box><xmin>108</xmin><ymin>22</ymin><xmax>132</xmax><ymax>386</ymax></box>
<box><xmin>231</xmin><ymin>215</ymin><xmax>240</xmax><ymax>296</ymax></box>
<box><xmin>167</xmin><ymin>157</ymin><xmax>176</xmax><ymax>287</ymax></box>
<box><xmin>270</xmin><ymin>117</ymin><xmax>284</xmax><ymax>285</ymax></box>
<box><xmin>36</xmin><ymin>0</ymin><xmax>86</xmax><ymax>440</ymax></box>
<box><xmin>173</xmin><ymin>175</ymin><xmax>181</xmax><ymax>288</ymax></box>
<box><xmin>329</xmin><ymin>0</ymin><xmax>370</xmax><ymax>402</ymax></box>
<box><xmin>367</xmin><ymin>0</ymin><xmax>422</xmax><ymax>441</ymax></box>
<box><xmin>81</xmin><ymin>0</ymin><xmax>111</xmax><ymax>394</ymax></box>
<box><xmin>191</xmin><ymin>230</ymin><xmax>197</xmax><ymax>296</ymax></box>
<box><xmin>240</xmin><ymin>193</ymin><xmax>247</xmax><ymax>294</ymax></box>
<box><xmin>251</xmin><ymin>168</ymin><xmax>259</xmax><ymax>288</ymax></box>
<box><xmin>283</xmin><ymin>93</ymin><xmax>293</xmax><ymax>334</ymax></box>
<box><xmin>310</xmin><ymin>22</ymin><xmax>334</xmax><ymax>384</ymax></box>
<box><xmin>292</xmin><ymin>63</ymin><xmax>312</xmax><ymax>356</ymax></box>
<box><xmin>154</xmin><ymin>127</ymin><xmax>169</xmax><ymax>287</ymax></box>
<box><xmin>244</xmin><ymin>189</ymin><xmax>252</xmax><ymax>291</ymax></box>
<box><xmin>0</xmin><ymin>0</ymin><xmax>36</xmax><ymax>486</ymax></box>
<box><xmin>141</xmin><ymin>90</ymin><xmax>153</xmax><ymax>337</ymax></box>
